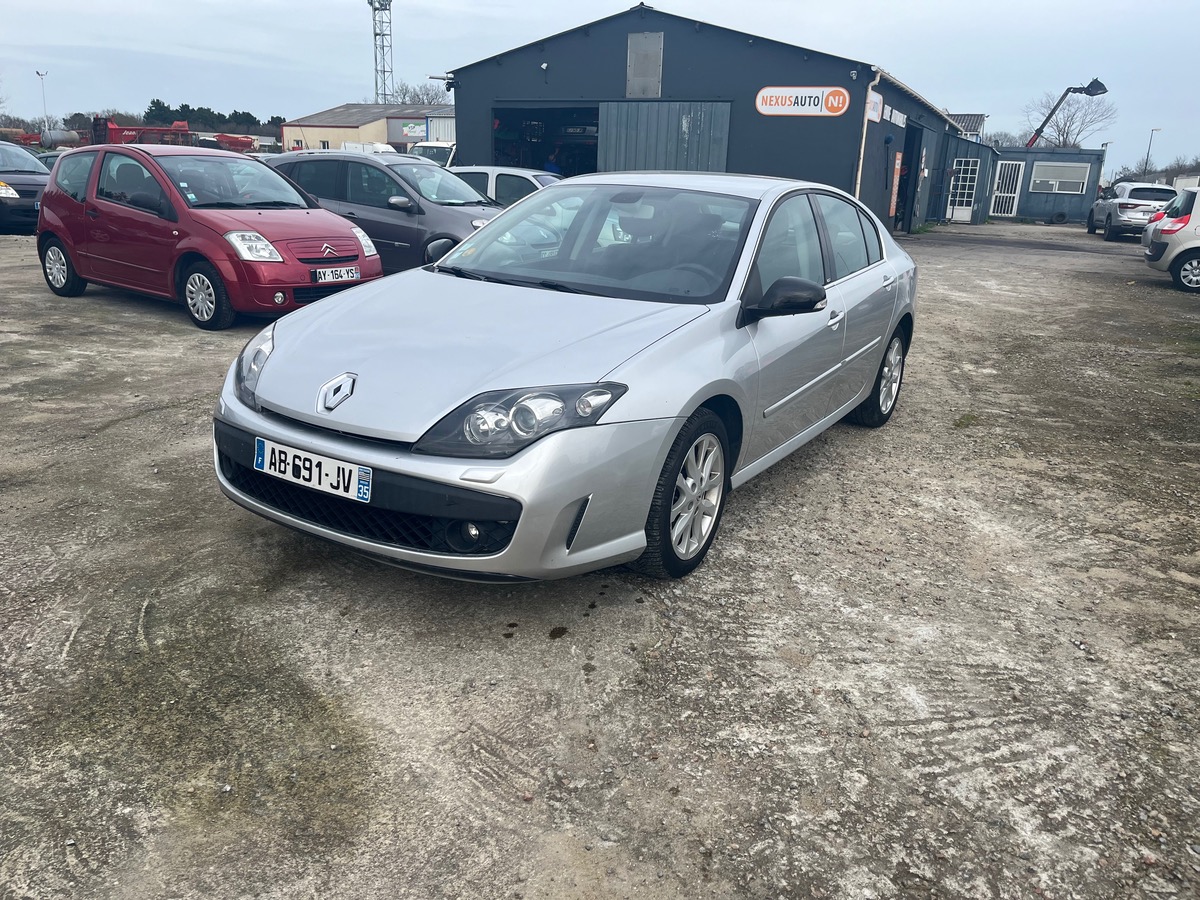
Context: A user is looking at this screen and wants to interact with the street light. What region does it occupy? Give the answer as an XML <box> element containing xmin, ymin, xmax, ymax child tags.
<box><xmin>35</xmin><ymin>70</ymin><xmax>49</xmax><ymax>137</ymax></box>
<box><xmin>1025</xmin><ymin>77</ymin><xmax>1108</xmax><ymax>148</ymax></box>
<box><xmin>1143</xmin><ymin>128</ymin><xmax>1161</xmax><ymax>180</ymax></box>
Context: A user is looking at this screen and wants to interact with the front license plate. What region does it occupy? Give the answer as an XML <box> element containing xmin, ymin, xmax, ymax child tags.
<box><xmin>313</xmin><ymin>266</ymin><xmax>360</xmax><ymax>284</ymax></box>
<box><xmin>254</xmin><ymin>437</ymin><xmax>372</xmax><ymax>503</ymax></box>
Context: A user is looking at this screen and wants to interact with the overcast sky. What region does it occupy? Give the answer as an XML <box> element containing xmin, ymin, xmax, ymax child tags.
<box><xmin>1</xmin><ymin>0</ymin><xmax>1192</xmax><ymax>174</ymax></box>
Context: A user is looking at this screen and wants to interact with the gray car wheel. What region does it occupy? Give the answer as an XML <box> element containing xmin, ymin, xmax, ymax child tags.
<box><xmin>631</xmin><ymin>408</ymin><xmax>729</xmax><ymax>579</ymax></box>
<box><xmin>847</xmin><ymin>328</ymin><xmax>907</xmax><ymax>428</ymax></box>
<box><xmin>182</xmin><ymin>261</ymin><xmax>237</xmax><ymax>330</ymax></box>
<box><xmin>1103</xmin><ymin>216</ymin><xmax>1119</xmax><ymax>242</ymax></box>
<box><xmin>40</xmin><ymin>237</ymin><xmax>87</xmax><ymax>297</ymax></box>
<box><xmin>1086</xmin><ymin>212</ymin><xmax>1097</xmax><ymax>234</ymax></box>
<box><xmin>1170</xmin><ymin>250</ymin><xmax>1200</xmax><ymax>293</ymax></box>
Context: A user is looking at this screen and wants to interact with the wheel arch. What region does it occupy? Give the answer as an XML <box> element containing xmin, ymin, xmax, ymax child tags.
<box><xmin>895</xmin><ymin>312</ymin><xmax>914</xmax><ymax>350</ymax></box>
<box><xmin>696</xmin><ymin>394</ymin><xmax>744</xmax><ymax>475</ymax></box>
<box><xmin>173</xmin><ymin>251</ymin><xmax>214</xmax><ymax>298</ymax></box>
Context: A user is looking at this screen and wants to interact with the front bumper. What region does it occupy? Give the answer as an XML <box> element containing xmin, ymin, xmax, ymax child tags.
<box><xmin>219</xmin><ymin>256</ymin><xmax>386</xmax><ymax>314</ymax></box>
<box><xmin>0</xmin><ymin>197</ymin><xmax>40</xmax><ymax>230</ymax></box>
<box><xmin>212</xmin><ymin>371</ymin><xmax>678</xmax><ymax>581</ymax></box>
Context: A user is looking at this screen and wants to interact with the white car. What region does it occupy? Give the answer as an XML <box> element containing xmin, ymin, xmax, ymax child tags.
<box><xmin>450</xmin><ymin>166</ymin><xmax>562</xmax><ymax>206</ymax></box>
<box><xmin>1088</xmin><ymin>182</ymin><xmax>1177</xmax><ymax>240</ymax></box>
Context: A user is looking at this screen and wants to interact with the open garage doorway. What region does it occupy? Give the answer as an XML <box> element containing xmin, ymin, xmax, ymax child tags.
<box><xmin>492</xmin><ymin>107</ymin><xmax>599</xmax><ymax>177</ymax></box>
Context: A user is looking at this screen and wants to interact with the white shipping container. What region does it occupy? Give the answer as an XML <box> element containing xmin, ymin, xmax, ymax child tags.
<box><xmin>427</xmin><ymin>117</ymin><xmax>457</xmax><ymax>142</ymax></box>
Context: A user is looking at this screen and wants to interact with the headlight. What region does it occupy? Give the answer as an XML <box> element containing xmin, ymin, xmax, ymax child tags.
<box><xmin>234</xmin><ymin>323</ymin><xmax>275</xmax><ymax>410</ymax></box>
<box><xmin>351</xmin><ymin>226</ymin><xmax>377</xmax><ymax>257</ymax></box>
<box><xmin>0</xmin><ymin>182</ymin><xmax>19</xmax><ymax>199</ymax></box>
<box><xmin>224</xmin><ymin>231</ymin><xmax>283</xmax><ymax>263</ymax></box>
<box><xmin>414</xmin><ymin>383</ymin><xmax>627</xmax><ymax>458</ymax></box>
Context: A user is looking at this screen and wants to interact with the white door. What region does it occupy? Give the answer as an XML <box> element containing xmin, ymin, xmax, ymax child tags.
<box><xmin>990</xmin><ymin>160</ymin><xmax>1025</xmax><ymax>217</ymax></box>
<box><xmin>947</xmin><ymin>158</ymin><xmax>980</xmax><ymax>223</ymax></box>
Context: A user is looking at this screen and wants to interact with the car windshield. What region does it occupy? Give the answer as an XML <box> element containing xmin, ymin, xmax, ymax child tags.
<box><xmin>411</xmin><ymin>145</ymin><xmax>452</xmax><ymax>166</ymax></box>
<box><xmin>0</xmin><ymin>144</ymin><xmax>49</xmax><ymax>173</ymax></box>
<box><xmin>157</xmin><ymin>155</ymin><xmax>309</xmax><ymax>208</ymax></box>
<box><xmin>436</xmin><ymin>183</ymin><xmax>756</xmax><ymax>304</ymax></box>
<box><xmin>1129</xmin><ymin>187</ymin><xmax>1177</xmax><ymax>203</ymax></box>
<box><xmin>388</xmin><ymin>162</ymin><xmax>490</xmax><ymax>205</ymax></box>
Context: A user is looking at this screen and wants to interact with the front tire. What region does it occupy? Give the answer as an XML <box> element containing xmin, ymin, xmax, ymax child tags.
<box><xmin>1086</xmin><ymin>212</ymin><xmax>1097</xmax><ymax>234</ymax></box>
<box><xmin>630</xmin><ymin>409</ymin><xmax>729</xmax><ymax>579</ymax></box>
<box><xmin>1170</xmin><ymin>250</ymin><xmax>1200</xmax><ymax>293</ymax></box>
<box><xmin>1103</xmin><ymin>216</ymin><xmax>1119</xmax><ymax>242</ymax></box>
<box><xmin>40</xmin><ymin>237</ymin><xmax>87</xmax><ymax>297</ymax></box>
<box><xmin>847</xmin><ymin>329</ymin><xmax>907</xmax><ymax>428</ymax></box>
<box><xmin>181</xmin><ymin>260</ymin><xmax>237</xmax><ymax>330</ymax></box>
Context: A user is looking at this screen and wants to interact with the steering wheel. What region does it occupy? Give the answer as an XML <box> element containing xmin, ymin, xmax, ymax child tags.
<box><xmin>671</xmin><ymin>262</ymin><xmax>719</xmax><ymax>281</ymax></box>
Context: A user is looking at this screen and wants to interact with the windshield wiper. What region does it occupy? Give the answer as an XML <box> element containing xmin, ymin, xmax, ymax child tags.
<box><xmin>534</xmin><ymin>280</ymin><xmax>600</xmax><ymax>295</ymax></box>
<box><xmin>244</xmin><ymin>200</ymin><xmax>305</xmax><ymax>208</ymax></box>
<box><xmin>0</xmin><ymin>168</ymin><xmax>45</xmax><ymax>174</ymax></box>
<box><xmin>433</xmin><ymin>265</ymin><xmax>520</xmax><ymax>285</ymax></box>
<box><xmin>190</xmin><ymin>200</ymin><xmax>245</xmax><ymax>209</ymax></box>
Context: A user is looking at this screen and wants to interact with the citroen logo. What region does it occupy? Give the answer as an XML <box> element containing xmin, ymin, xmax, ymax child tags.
<box><xmin>321</xmin><ymin>243</ymin><xmax>337</xmax><ymax>257</ymax></box>
<box><xmin>318</xmin><ymin>373</ymin><xmax>356</xmax><ymax>412</ymax></box>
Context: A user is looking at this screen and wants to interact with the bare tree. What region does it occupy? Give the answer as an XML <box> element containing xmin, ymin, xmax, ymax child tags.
<box><xmin>393</xmin><ymin>79</ymin><xmax>453</xmax><ymax>105</ymax></box>
<box><xmin>981</xmin><ymin>129</ymin><xmax>1025</xmax><ymax>148</ymax></box>
<box><xmin>1021</xmin><ymin>92</ymin><xmax>1117</xmax><ymax>147</ymax></box>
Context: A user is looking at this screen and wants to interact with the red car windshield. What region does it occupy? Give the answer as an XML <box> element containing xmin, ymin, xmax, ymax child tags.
<box><xmin>157</xmin><ymin>155</ymin><xmax>309</xmax><ymax>209</ymax></box>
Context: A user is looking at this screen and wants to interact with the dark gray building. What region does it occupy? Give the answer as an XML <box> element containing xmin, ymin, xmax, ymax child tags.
<box><xmin>986</xmin><ymin>146</ymin><xmax>1106</xmax><ymax>224</ymax></box>
<box><xmin>447</xmin><ymin>4</ymin><xmax>964</xmax><ymax>231</ymax></box>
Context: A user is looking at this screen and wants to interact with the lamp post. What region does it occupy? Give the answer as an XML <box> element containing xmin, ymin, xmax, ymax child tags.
<box><xmin>1025</xmin><ymin>77</ymin><xmax>1107</xmax><ymax>148</ymax></box>
<box><xmin>35</xmin><ymin>70</ymin><xmax>49</xmax><ymax>136</ymax></box>
<box><xmin>1143</xmin><ymin>128</ymin><xmax>1161</xmax><ymax>180</ymax></box>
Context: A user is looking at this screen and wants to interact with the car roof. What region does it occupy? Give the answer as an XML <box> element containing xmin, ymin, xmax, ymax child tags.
<box><xmin>450</xmin><ymin>165</ymin><xmax>557</xmax><ymax>177</ymax></box>
<box><xmin>563</xmin><ymin>170</ymin><xmax>828</xmax><ymax>201</ymax></box>
<box><xmin>269</xmin><ymin>150</ymin><xmax>434</xmax><ymax>164</ymax></box>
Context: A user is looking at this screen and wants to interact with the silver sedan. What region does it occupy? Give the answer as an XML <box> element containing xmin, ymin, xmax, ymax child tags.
<box><xmin>213</xmin><ymin>172</ymin><xmax>917</xmax><ymax>581</ymax></box>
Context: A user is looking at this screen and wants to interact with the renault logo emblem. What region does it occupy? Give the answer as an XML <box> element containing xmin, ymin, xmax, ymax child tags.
<box><xmin>322</xmin><ymin>243</ymin><xmax>337</xmax><ymax>257</ymax></box>
<box><xmin>318</xmin><ymin>373</ymin><xmax>356</xmax><ymax>412</ymax></box>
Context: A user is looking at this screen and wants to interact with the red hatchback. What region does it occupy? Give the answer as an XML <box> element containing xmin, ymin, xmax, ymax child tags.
<box><xmin>36</xmin><ymin>145</ymin><xmax>384</xmax><ymax>329</ymax></box>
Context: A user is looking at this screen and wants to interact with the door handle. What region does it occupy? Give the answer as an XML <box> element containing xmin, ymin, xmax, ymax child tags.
<box><xmin>827</xmin><ymin>308</ymin><xmax>845</xmax><ymax>328</ymax></box>
<box><xmin>342</xmin><ymin>212</ymin><xmax>359</xmax><ymax>219</ymax></box>
<box><xmin>86</xmin><ymin>208</ymin><xmax>100</xmax><ymax>219</ymax></box>
<box><xmin>882</xmin><ymin>273</ymin><xmax>897</xmax><ymax>289</ymax></box>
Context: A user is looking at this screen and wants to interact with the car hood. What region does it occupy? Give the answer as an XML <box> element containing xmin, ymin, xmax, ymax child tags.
<box><xmin>192</xmin><ymin>206</ymin><xmax>352</xmax><ymax>240</ymax></box>
<box><xmin>255</xmin><ymin>268</ymin><xmax>707</xmax><ymax>442</ymax></box>
<box><xmin>0</xmin><ymin>170</ymin><xmax>49</xmax><ymax>189</ymax></box>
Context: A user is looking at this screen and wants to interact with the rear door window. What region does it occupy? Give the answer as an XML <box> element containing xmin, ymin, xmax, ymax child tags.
<box><xmin>289</xmin><ymin>159</ymin><xmax>343</xmax><ymax>200</ymax></box>
<box><xmin>54</xmin><ymin>151</ymin><xmax>97</xmax><ymax>203</ymax></box>
<box><xmin>496</xmin><ymin>174</ymin><xmax>536</xmax><ymax>206</ymax></box>
<box><xmin>812</xmin><ymin>193</ymin><xmax>871</xmax><ymax>281</ymax></box>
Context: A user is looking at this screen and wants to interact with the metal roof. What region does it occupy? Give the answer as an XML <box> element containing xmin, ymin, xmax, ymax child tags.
<box><xmin>285</xmin><ymin>104</ymin><xmax>455</xmax><ymax>127</ymax></box>
<box><xmin>948</xmin><ymin>113</ymin><xmax>989</xmax><ymax>134</ymax></box>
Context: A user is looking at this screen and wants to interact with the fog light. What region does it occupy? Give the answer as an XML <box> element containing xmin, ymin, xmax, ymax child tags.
<box><xmin>446</xmin><ymin>520</ymin><xmax>483</xmax><ymax>553</ymax></box>
<box><xmin>273</xmin><ymin>292</ymin><xmax>286</xmax><ymax>305</ymax></box>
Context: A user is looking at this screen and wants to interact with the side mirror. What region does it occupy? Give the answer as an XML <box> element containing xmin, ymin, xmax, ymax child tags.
<box><xmin>741</xmin><ymin>276</ymin><xmax>827</xmax><ymax>325</ymax></box>
<box><xmin>388</xmin><ymin>195</ymin><xmax>412</xmax><ymax>211</ymax></box>
<box><xmin>425</xmin><ymin>237</ymin><xmax>457</xmax><ymax>263</ymax></box>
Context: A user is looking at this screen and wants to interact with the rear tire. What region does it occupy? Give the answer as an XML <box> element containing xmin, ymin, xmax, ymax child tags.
<box><xmin>847</xmin><ymin>329</ymin><xmax>907</xmax><ymax>428</ymax></box>
<box><xmin>1170</xmin><ymin>250</ymin><xmax>1200</xmax><ymax>293</ymax></box>
<box><xmin>1103</xmin><ymin>216</ymin><xmax>1119</xmax><ymax>242</ymax></box>
<box><xmin>181</xmin><ymin>261</ymin><xmax>237</xmax><ymax>330</ymax></box>
<box><xmin>1086</xmin><ymin>212</ymin><xmax>1097</xmax><ymax>234</ymax></box>
<box><xmin>40</xmin><ymin>237</ymin><xmax>87</xmax><ymax>297</ymax></box>
<box><xmin>630</xmin><ymin>409</ymin><xmax>729</xmax><ymax>579</ymax></box>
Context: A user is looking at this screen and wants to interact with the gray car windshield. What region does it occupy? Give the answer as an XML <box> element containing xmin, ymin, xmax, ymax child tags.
<box><xmin>0</xmin><ymin>144</ymin><xmax>49</xmax><ymax>173</ymax></box>
<box><xmin>157</xmin><ymin>155</ymin><xmax>309</xmax><ymax>208</ymax></box>
<box><xmin>437</xmin><ymin>184</ymin><xmax>756</xmax><ymax>304</ymax></box>
<box><xmin>388</xmin><ymin>162</ymin><xmax>490</xmax><ymax>205</ymax></box>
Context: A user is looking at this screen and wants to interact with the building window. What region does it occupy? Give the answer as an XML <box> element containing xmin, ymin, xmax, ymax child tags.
<box><xmin>292</xmin><ymin>139</ymin><xmax>303</xmax><ymax>149</ymax></box>
<box><xmin>1030</xmin><ymin>162</ymin><xmax>1090</xmax><ymax>194</ymax></box>
<box><xmin>319</xmin><ymin>140</ymin><xmax>330</xmax><ymax>150</ymax></box>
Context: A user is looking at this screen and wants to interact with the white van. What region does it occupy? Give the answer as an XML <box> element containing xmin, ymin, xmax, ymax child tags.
<box><xmin>341</xmin><ymin>141</ymin><xmax>396</xmax><ymax>154</ymax></box>
<box><xmin>410</xmin><ymin>141</ymin><xmax>456</xmax><ymax>167</ymax></box>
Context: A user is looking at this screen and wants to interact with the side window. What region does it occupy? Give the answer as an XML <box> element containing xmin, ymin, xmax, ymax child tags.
<box><xmin>455</xmin><ymin>171</ymin><xmax>488</xmax><ymax>195</ymax></box>
<box><xmin>813</xmin><ymin>194</ymin><xmax>870</xmax><ymax>281</ymax></box>
<box><xmin>858</xmin><ymin>210</ymin><xmax>882</xmax><ymax>264</ymax></box>
<box><xmin>496</xmin><ymin>174</ymin><xmax>536</xmax><ymax>206</ymax></box>
<box><xmin>753</xmin><ymin>194</ymin><xmax>824</xmax><ymax>292</ymax></box>
<box><xmin>290</xmin><ymin>160</ymin><xmax>341</xmax><ymax>200</ymax></box>
<box><xmin>54</xmin><ymin>151</ymin><xmax>97</xmax><ymax>203</ymax></box>
<box><xmin>96</xmin><ymin>154</ymin><xmax>166</xmax><ymax>215</ymax></box>
<box><xmin>347</xmin><ymin>162</ymin><xmax>399</xmax><ymax>208</ymax></box>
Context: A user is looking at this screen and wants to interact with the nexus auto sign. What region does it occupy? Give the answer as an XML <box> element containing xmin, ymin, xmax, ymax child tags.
<box><xmin>756</xmin><ymin>86</ymin><xmax>851</xmax><ymax>117</ymax></box>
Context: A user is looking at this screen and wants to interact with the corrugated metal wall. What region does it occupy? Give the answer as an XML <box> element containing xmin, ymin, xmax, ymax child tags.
<box><xmin>598</xmin><ymin>101</ymin><xmax>730</xmax><ymax>173</ymax></box>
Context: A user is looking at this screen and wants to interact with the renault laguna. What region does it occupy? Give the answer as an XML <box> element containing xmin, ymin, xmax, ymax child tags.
<box><xmin>213</xmin><ymin>172</ymin><xmax>916</xmax><ymax>581</ymax></box>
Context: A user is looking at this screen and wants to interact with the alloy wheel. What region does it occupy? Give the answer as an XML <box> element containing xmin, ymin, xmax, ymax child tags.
<box><xmin>879</xmin><ymin>336</ymin><xmax>905</xmax><ymax>414</ymax></box>
<box><xmin>670</xmin><ymin>433</ymin><xmax>725</xmax><ymax>561</ymax></box>
<box><xmin>1181</xmin><ymin>258</ymin><xmax>1200</xmax><ymax>290</ymax></box>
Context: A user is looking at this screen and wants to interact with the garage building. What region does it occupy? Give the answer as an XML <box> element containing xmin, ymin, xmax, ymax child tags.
<box><xmin>447</xmin><ymin>3</ymin><xmax>979</xmax><ymax>231</ymax></box>
<box><xmin>282</xmin><ymin>104</ymin><xmax>454</xmax><ymax>153</ymax></box>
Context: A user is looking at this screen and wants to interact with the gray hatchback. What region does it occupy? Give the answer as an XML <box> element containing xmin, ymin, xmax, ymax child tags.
<box><xmin>268</xmin><ymin>150</ymin><xmax>501</xmax><ymax>274</ymax></box>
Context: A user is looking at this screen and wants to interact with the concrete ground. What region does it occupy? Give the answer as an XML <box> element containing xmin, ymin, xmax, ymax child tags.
<box><xmin>1</xmin><ymin>222</ymin><xmax>1197</xmax><ymax>900</ymax></box>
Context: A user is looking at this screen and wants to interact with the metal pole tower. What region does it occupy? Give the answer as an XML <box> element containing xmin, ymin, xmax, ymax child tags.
<box><xmin>368</xmin><ymin>0</ymin><xmax>395</xmax><ymax>104</ymax></box>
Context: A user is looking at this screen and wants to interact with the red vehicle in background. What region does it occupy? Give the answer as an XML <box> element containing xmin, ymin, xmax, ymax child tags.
<box><xmin>36</xmin><ymin>144</ymin><xmax>383</xmax><ymax>329</ymax></box>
